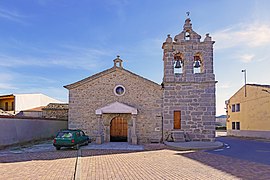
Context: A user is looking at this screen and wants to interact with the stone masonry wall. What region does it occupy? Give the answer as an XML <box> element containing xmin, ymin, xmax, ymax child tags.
<box><xmin>68</xmin><ymin>68</ymin><xmax>163</xmax><ymax>143</ymax></box>
<box><xmin>163</xmin><ymin>82</ymin><xmax>216</xmax><ymax>141</ymax></box>
<box><xmin>162</xmin><ymin>18</ymin><xmax>216</xmax><ymax>142</ymax></box>
<box><xmin>42</xmin><ymin>103</ymin><xmax>68</xmax><ymax>120</ymax></box>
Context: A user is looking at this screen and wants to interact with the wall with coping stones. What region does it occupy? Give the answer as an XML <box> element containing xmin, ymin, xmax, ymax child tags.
<box><xmin>42</xmin><ymin>103</ymin><xmax>68</xmax><ymax>120</ymax></box>
<box><xmin>68</xmin><ymin>68</ymin><xmax>163</xmax><ymax>143</ymax></box>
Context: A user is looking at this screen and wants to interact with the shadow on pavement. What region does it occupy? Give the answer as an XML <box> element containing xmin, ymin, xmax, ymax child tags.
<box><xmin>0</xmin><ymin>143</ymin><xmax>167</xmax><ymax>163</ymax></box>
<box><xmin>0</xmin><ymin>149</ymin><xmax>78</xmax><ymax>163</ymax></box>
<box><xmin>178</xmin><ymin>151</ymin><xmax>270</xmax><ymax>180</ymax></box>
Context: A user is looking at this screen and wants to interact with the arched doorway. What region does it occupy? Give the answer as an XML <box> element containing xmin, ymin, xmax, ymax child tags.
<box><xmin>110</xmin><ymin>116</ymin><xmax>128</xmax><ymax>142</ymax></box>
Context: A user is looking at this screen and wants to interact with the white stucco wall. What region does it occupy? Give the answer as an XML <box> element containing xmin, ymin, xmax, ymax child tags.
<box><xmin>14</xmin><ymin>94</ymin><xmax>61</xmax><ymax>113</ymax></box>
<box><xmin>0</xmin><ymin>117</ymin><xmax>67</xmax><ymax>147</ymax></box>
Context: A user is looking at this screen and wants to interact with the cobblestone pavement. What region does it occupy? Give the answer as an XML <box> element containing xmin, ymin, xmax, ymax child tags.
<box><xmin>1</xmin><ymin>144</ymin><xmax>270</xmax><ymax>180</ymax></box>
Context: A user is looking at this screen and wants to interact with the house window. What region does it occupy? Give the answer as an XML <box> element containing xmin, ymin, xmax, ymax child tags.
<box><xmin>11</xmin><ymin>102</ymin><xmax>14</xmax><ymax>111</ymax></box>
<box><xmin>236</xmin><ymin>103</ymin><xmax>240</xmax><ymax>112</ymax></box>
<box><xmin>232</xmin><ymin>122</ymin><xmax>235</xmax><ymax>130</ymax></box>
<box><xmin>236</xmin><ymin>122</ymin><xmax>240</xmax><ymax>130</ymax></box>
<box><xmin>232</xmin><ymin>104</ymin><xmax>235</xmax><ymax>112</ymax></box>
<box><xmin>5</xmin><ymin>102</ymin><xmax>8</xmax><ymax>111</ymax></box>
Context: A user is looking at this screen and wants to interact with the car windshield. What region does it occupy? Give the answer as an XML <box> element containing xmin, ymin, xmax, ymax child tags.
<box><xmin>57</xmin><ymin>132</ymin><xmax>73</xmax><ymax>138</ymax></box>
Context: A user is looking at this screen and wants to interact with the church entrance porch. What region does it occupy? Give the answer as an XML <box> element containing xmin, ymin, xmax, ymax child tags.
<box><xmin>95</xmin><ymin>101</ymin><xmax>138</xmax><ymax>145</ymax></box>
<box><xmin>110</xmin><ymin>117</ymin><xmax>128</xmax><ymax>142</ymax></box>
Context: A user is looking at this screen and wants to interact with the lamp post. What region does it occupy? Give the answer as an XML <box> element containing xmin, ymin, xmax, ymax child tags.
<box><xmin>241</xmin><ymin>69</ymin><xmax>247</xmax><ymax>97</ymax></box>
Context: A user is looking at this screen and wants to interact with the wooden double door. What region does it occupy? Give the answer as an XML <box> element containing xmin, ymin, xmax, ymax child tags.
<box><xmin>110</xmin><ymin>117</ymin><xmax>128</xmax><ymax>142</ymax></box>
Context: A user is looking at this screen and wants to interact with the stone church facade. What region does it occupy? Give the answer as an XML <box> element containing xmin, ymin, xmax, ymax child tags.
<box><xmin>64</xmin><ymin>17</ymin><xmax>216</xmax><ymax>144</ymax></box>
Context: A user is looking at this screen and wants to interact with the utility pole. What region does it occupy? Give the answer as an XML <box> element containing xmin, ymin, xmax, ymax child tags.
<box><xmin>241</xmin><ymin>69</ymin><xmax>247</xmax><ymax>97</ymax></box>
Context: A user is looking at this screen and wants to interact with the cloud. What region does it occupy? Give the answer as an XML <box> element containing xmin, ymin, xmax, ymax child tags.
<box><xmin>0</xmin><ymin>73</ymin><xmax>17</xmax><ymax>90</ymax></box>
<box><xmin>0</xmin><ymin>44</ymin><xmax>114</xmax><ymax>70</ymax></box>
<box><xmin>218</xmin><ymin>82</ymin><xmax>231</xmax><ymax>89</ymax></box>
<box><xmin>213</xmin><ymin>22</ymin><xmax>270</xmax><ymax>50</ymax></box>
<box><xmin>238</xmin><ymin>54</ymin><xmax>255</xmax><ymax>63</ymax></box>
<box><xmin>106</xmin><ymin>0</ymin><xmax>129</xmax><ymax>23</ymax></box>
<box><xmin>0</xmin><ymin>7</ymin><xmax>27</xmax><ymax>24</ymax></box>
<box><xmin>0</xmin><ymin>83</ymin><xmax>17</xmax><ymax>90</ymax></box>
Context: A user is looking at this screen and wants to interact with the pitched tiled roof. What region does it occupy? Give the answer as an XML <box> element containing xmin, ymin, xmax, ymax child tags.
<box><xmin>23</xmin><ymin>106</ymin><xmax>46</xmax><ymax>112</ymax></box>
<box><xmin>0</xmin><ymin>94</ymin><xmax>14</xmax><ymax>99</ymax></box>
<box><xmin>247</xmin><ymin>84</ymin><xmax>270</xmax><ymax>88</ymax></box>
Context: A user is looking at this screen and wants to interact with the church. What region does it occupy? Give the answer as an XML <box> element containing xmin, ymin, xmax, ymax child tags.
<box><xmin>64</xmin><ymin>17</ymin><xmax>216</xmax><ymax>144</ymax></box>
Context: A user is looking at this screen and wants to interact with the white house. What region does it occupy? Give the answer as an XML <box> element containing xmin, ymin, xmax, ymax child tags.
<box><xmin>0</xmin><ymin>93</ymin><xmax>62</xmax><ymax>115</ymax></box>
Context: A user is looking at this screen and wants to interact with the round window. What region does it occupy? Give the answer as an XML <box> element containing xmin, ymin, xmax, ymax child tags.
<box><xmin>114</xmin><ymin>85</ymin><xmax>125</xmax><ymax>96</ymax></box>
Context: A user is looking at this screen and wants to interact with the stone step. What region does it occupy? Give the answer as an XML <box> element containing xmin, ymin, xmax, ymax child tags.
<box><xmin>171</xmin><ymin>131</ymin><xmax>186</xmax><ymax>142</ymax></box>
<box><xmin>173</xmin><ymin>137</ymin><xmax>185</xmax><ymax>142</ymax></box>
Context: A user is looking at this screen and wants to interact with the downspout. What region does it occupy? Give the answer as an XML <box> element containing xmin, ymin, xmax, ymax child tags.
<box><xmin>161</xmin><ymin>113</ymin><xmax>164</xmax><ymax>143</ymax></box>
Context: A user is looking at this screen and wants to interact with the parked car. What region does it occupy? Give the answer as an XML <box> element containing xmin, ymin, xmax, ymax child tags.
<box><xmin>53</xmin><ymin>129</ymin><xmax>90</xmax><ymax>150</ymax></box>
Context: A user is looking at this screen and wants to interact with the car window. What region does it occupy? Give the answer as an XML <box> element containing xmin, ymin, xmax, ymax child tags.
<box><xmin>57</xmin><ymin>132</ymin><xmax>73</xmax><ymax>138</ymax></box>
<box><xmin>76</xmin><ymin>132</ymin><xmax>80</xmax><ymax>137</ymax></box>
<box><xmin>80</xmin><ymin>131</ymin><xmax>85</xmax><ymax>136</ymax></box>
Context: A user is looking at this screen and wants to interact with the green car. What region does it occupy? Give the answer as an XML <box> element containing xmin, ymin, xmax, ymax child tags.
<box><xmin>53</xmin><ymin>129</ymin><xmax>90</xmax><ymax>150</ymax></box>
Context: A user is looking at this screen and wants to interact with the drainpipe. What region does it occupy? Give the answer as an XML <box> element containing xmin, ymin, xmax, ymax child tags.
<box><xmin>161</xmin><ymin>113</ymin><xmax>164</xmax><ymax>143</ymax></box>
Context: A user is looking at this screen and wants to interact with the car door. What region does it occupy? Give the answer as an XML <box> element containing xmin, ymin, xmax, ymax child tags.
<box><xmin>80</xmin><ymin>130</ymin><xmax>87</xmax><ymax>143</ymax></box>
<box><xmin>76</xmin><ymin>131</ymin><xmax>83</xmax><ymax>144</ymax></box>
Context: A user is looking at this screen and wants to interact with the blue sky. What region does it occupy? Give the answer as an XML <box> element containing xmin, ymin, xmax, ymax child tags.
<box><xmin>0</xmin><ymin>0</ymin><xmax>270</xmax><ymax>115</ymax></box>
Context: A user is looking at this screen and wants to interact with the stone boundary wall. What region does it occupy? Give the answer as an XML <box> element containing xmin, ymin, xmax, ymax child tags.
<box><xmin>227</xmin><ymin>129</ymin><xmax>270</xmax><ymax>139</ymax></box>
<box><xmin>0</xmin><ymin>116</ymin><xmax>67</xmax><ymax>148</ymax></box>
<box><xmin>42</xmin><ymin>103</ymin><xmax>68</xmax><ymax>120</ymax></box>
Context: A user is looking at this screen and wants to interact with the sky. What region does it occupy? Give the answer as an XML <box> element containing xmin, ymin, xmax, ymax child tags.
<box><xmin>0</xmin><ymin>0</ymin><xmax>270</xmax><ymax>116</ymax></box>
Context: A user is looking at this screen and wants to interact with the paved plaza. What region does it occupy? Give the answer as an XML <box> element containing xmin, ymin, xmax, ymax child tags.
<box><xmin>1</xmin><ymin>143</ymin><xmax>270</xmax><ymax>180</ymax></box>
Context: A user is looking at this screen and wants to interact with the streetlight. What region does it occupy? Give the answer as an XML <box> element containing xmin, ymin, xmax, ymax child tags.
<box><xmin>241</xmin><ymin>69</ymin><xmax>247</xmax><ymax>97</ymax></box>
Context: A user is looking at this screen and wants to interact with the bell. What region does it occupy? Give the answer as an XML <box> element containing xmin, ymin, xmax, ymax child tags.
<box><xmin>175</xmin><ymin>60</ymin><xmax>181</xmax><ymax>68</ymax></box>
<box><xmin>194</xmin><ymin>60</ymin><xmax>201</xmax><ymax>68</ymax></box>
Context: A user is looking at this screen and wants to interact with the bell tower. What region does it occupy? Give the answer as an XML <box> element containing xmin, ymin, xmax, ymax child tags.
<box><xmin>162</xmin><ymin>16</ymin><xmax>216</xmax><ymax>142</ymax></box>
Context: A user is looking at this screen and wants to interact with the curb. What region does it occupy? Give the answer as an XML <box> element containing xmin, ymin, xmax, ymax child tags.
<box><xmin>164</xmin><ymin>141</ymin><xmax>224</xmax><ymax>151</ymax></box>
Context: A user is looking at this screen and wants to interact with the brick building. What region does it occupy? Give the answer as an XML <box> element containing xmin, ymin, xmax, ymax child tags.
<box><xmin>65</xmin><ymin>17</ymin><xmax>216</xmax><ymax>144</ymax></box>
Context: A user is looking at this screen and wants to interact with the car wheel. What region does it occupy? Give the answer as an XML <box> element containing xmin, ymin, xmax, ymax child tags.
<box><xmin>85</xmin><ymin>141</ymin><xmax>89</xmax><ymax>146</ymax></box>
<box><xmin>56</xmin><ymin>146</ymin><xmax>61</xmax><ymax>150</ymax></box>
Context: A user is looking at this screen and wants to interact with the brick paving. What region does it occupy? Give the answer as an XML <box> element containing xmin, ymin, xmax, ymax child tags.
<box><xmin>1</xmin><ymin>144</ymin><xmax>270</xmax><ymax>180</ymax></box>
<box><xmin>81</xmin><ymin>149</ymin><xmax>237</xmax><ymax>180</ymax></box>
<box><xmin>0</xmin><ymin>151</ymin><xmax>77</xmax><ymax>180</ymax></box>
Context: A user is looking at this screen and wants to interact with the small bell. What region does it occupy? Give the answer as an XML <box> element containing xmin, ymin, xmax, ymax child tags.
<box><xmin>175</xmin><ymin>60</ymin><xmax>181</xmax><ymax>68</ymax></box>
<box><xmin>194</xmin><ymin>60</ymin><xmax>201</xmax><ymax>68</ymax></box>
